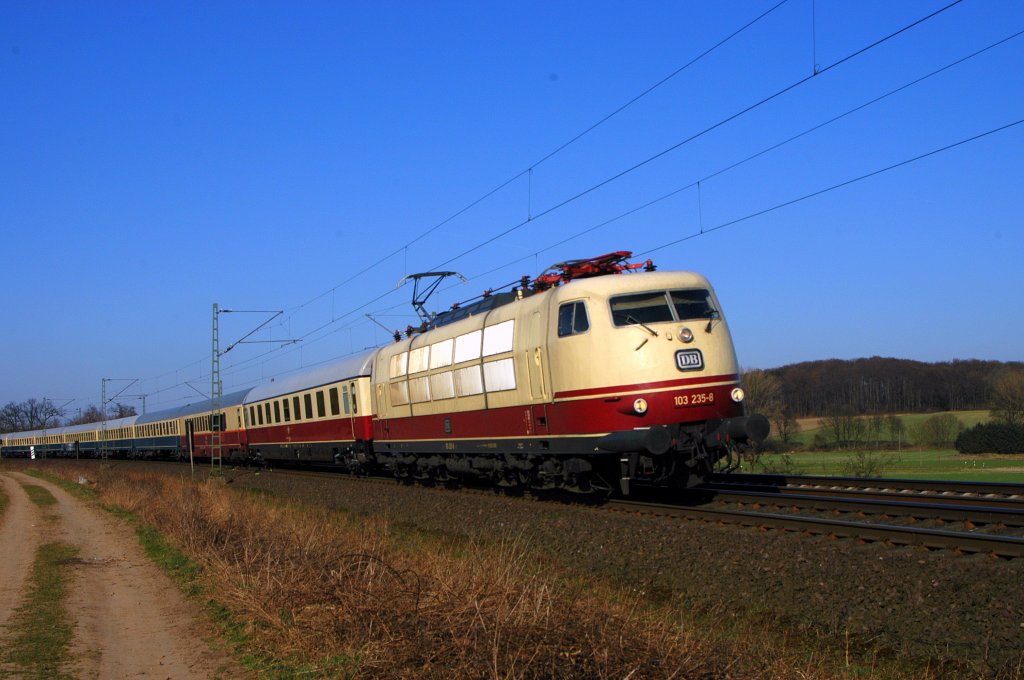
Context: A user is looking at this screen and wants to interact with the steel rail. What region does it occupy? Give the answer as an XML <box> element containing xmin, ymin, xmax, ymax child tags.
<box><xmin>707</xmin><ymin>473</ymin><xmax>1024</xmax><ymax>498</ymax></box>
<box><xmin>700</xmin><ymin>480</ymin><xmax>1024</xmax><ymax>511</ymax></box>
<box><xmin>691</xmin><ymin>489</ymin><xmax>1024</xmax><ymax>529</ymax></box>
<box><xmin>607</xmin><ymin>499</ymin><xmax>1024</xmax><ymax>558</ymax></box>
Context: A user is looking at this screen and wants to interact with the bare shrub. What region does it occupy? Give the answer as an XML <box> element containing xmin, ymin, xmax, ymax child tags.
<box><xmin>45</xmin><ymin>464</ymin><xmax>924</xmax><ymax>679</ymax></box>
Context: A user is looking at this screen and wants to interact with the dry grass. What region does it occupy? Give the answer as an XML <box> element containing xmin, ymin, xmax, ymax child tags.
<box><xmin>45</xmin><ymin>466</ymin><xmax>955</xmax><ymax>679</ymax></box>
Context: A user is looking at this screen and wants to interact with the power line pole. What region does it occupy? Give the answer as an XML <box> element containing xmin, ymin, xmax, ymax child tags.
<box><xmin>211</xmin><ymin>304</ymin><xmax>295</xmax><ymax>477</ymax></box>
<box><xmin>211</xmin><ymin>303</ymin><xmax>223</xmax><ymax>476</ymax></box>
<box><xmin>100</xmin><ymin>377</ymin><xmax>137</xmax><ymax>465</ymax></box>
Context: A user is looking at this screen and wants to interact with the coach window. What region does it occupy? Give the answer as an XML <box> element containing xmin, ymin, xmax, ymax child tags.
<box><xmin>257</xmin><ymin>405</ymin><xmax>264</xmax><ymax>425</ymax></box>
<box><xmin>274</xmin><ymin>401</ymin><xmax>281</xmax><ymax>423</ymax></box>
<box><xmin>292</xmin><ymin>396</ymin><xmax>301</xmax><ymax>421</ymax></box>
<box><xmin>283</xmin><ymin>399</ymin><xmax>291</xmax><ymax>422</ymax></box>
<box><xmin>304</xmin><ymin>394</ymin><xmax>313</xmax><ymax>420</ymax></box>
<box><xmin>557</xmin><ymin>301</ymin><xmax>590</xmax><ymax>337</ymax></box>
<box><xmin>342</xmin><ymin>386</ymin><xmax>351</xmax><ymax>414</ymax></box>
<box><xmin>329</xmin><ymin>387</ymin><xmax>340</xmax><ymax>416</ymax></box>
<box><xmin>264</xmin><ymin>403</ymin><xmax>272</xmax><ymax>424</ymax></box>
<box><xmin>316</xmin><ymin>391</ymin><xmax>326</xmax><ymax>418</ymax></box>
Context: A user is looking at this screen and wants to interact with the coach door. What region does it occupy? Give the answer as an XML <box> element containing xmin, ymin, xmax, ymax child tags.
<box><xmin>343</xmin><ymin>382</ymin><xmax>353</xmax><ymax>437</ymax></box>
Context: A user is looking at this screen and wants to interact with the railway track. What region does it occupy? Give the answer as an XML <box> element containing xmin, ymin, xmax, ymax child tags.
<box><xmin>643</xmin><ymin>472</ymin><xmax>1024</xmax><ymax>558</ymax></box>
<box><xmin>258</xmin><ymin>465</ymin><xmax>1024</xmax><ymax>558</ymax></box>
<box><xmin>607</xmin><ymin>496</ymin><xmax>1024</xmax><ymax>558</ymax></box>
<box><xmin>705</xmin><ymin>472</ymin><xmax>1024</xmax><ymax>502</ymax></box>
<box><xmin>27</xmin><ymin>459</ymin><xmax>1024</xmax><ymax>559</ymax></box>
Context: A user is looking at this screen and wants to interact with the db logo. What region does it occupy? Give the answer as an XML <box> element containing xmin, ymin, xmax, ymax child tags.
<box><xmin>675</xmin><ymin>349</ymin><xmax>704</xmax><ymax>372</ymax></box>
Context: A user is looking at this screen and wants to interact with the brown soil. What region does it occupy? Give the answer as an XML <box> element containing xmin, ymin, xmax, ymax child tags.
<box><xmin>0</xmin><ymin>470</ymin><xmax>246</xmax><ymax>679</ymax></box>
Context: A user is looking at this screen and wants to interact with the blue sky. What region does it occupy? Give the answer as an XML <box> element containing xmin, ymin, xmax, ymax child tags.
<box><xmin>2</xmin><ymin>0</ymin><xmax>1022</xmax><ymax>415</ymax></box>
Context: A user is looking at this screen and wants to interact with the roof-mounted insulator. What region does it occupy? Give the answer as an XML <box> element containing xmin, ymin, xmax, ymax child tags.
<box><xmin>644</xmin><ymin>260</ymin><xmax>656</xmax><ymax>272</ymax></box>
<box><xmin>393</xmin><ymin>330</ymin><xmax>402</xmax><ymax>343</ymax></box>
<box><xmin>482</xmin><ymin>289</ymin><xmax>493</xmax><ymax>298</ymax></box>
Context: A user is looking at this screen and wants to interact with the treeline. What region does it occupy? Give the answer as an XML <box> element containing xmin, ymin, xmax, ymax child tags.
<box><xmin>763</xmin><ymin>357</ymin><xmax>1022</xmax><ymax>417</ymax></box>
<box><xmin>0</xmin><ymin>400</ymin><xmax>137</xmax><ymax>433</ymax></box>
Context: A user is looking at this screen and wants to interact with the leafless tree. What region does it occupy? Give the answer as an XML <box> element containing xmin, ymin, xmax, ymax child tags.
<box><xmin>990</xmin><ymin>371</ymin><xmax>1024</xmax><ymax>427</ymax></box>
<box><xmin>65</xmin><ymin>402</ymin><xmax>136</xmax><ymax>425</ymax></box>
<box><xmin>0</xmin><ymin>398</ymin><xmax>64</xmax><ymax>433</ymax></box>
<box><xmin>66</xmin><ymin>405</ymin><xmax>104</xmax><ymax>425</ymax></box>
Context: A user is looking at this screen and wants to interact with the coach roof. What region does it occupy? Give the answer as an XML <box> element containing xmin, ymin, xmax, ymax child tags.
<box><xmin>244</xmin><ymin>350</ymin><xmax>376</xmax><ymax>404</ymax></box>
<box><xmin>136</xmin><ymin>389</ymin><xmax>253</xmax><ymax>424</ymax></box>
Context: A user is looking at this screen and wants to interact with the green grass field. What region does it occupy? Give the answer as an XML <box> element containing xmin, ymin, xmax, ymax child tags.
<box><xmin>743</xmin><ymin>448</ymin><xmax>1024</xmax><ymax>482</ymax></box>
<box><xmin>749</xmin><ymin>410</ymin><xmax>1024</xmax><ymax>482</ymax></box>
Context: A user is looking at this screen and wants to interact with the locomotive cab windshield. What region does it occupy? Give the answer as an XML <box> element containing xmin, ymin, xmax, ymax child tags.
<box><xmin>609</xmin><ymin>288</ymin><xmax>718</xmax><ymax>326</ymax></box>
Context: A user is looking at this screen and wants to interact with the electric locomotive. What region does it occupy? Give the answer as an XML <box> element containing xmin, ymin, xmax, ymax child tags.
<box><xmin>370</xmin><ymin>252</ymin><xmax>767</xmax><ymax>493</ymax></box>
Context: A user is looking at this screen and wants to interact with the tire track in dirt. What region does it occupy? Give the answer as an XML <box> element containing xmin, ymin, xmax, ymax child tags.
<box><xmin>0</xmin><ymin>474</ymin><xmax>42</xmax><ymax>633</ymax></box>
<box><xmin>1</xmin><ymin>472</ymin><xmax>246</xmax><ymax>679</ymax></box>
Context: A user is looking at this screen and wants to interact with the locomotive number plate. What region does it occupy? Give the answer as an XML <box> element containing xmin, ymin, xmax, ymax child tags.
<box><xmin>674</xmin><ymin>349</ymin><xmax>704</xmax><ymax>372</ymax></box>
<box><xmin>674</xmin><ymin>391</ymin><xmax>715</xmax><ymax>408</ymax></box>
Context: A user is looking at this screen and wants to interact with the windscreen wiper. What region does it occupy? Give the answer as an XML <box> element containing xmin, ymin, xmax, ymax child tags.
<box><xmin>705</xmin><ymin>309</ymin><xmax>720</xmax><ymax>334</ymax></box>
<box><xmin>626</xmin><ymin>314</ymin><xmax>659</xmax><ymax>337</ymax></box>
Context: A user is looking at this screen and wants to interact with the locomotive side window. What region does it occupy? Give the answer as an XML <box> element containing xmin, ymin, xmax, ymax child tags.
<box><xmin>454</xmin><ymin>365</ymin><xmax>484</xmax><ymax>396</ymax></box>
<box><xmin>482</xmin><ymin>319</ymin><xmax>514</xmax><ymax>356</ymax></box>
<box><xmin>483</xmin><ymin>358</ymin><xmax>516</xmax><ymax>392</ymax></box>
<box><xmin>670</xmin><ymin>289</ymin><xmax>716</xmax><ymax>320</ymax></box>
<box><xmin>430</xmin><ymin>371</ymin><xmax>455</xmax><ymax>400</ymax></box>
<box><xmin>329</xmin><ymin>388</ymin><xmax>340</xmax><ymax>416</ymax></box>
<box><xmin>390</xmin><ymin>381</ymin><xmax>410</xmax><ymax>406</ymax></box>
<box><xmin>557</xmin><ymin>301</ymin><xmax>590</xmax><ymax>337</ymax></box>
<box><xmin>454</xmin><ymin>330</ymin><xmax>482</xmax><ymax>364</ymax></box>
<box><xmin>429</xmin><ymin>338</ymin><xmax>453</xmax><ymax>368</ymax></box>
<box><xmin>408</xmin><ymin>346</ymin><xmax>429</xmax><ymax>374</ymax></box>
<box><xmin>389</xmin><ymin>352</ymin><xmax>408</xmax><ymax>378</ymax></box>
<box><xmin>409</xmin><ymin>377</ymin><xmax>431</xmax><ymax>403</ymax></box>
<box><xmin>342</xmin><ymin>386</ymin><xmax>351</xmax><ymax>414</ymax></box>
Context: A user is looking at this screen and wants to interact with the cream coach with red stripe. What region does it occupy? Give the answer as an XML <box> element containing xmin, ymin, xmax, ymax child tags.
<box><xmin>370</xmin><ymin>261</ymin><xmax>767</xmax><ymax>494</ymax></box>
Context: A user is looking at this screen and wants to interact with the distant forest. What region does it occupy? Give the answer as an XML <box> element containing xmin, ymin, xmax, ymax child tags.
<box><xmin>756</xmin><ymin>357</ymin><xmax>1023</xmax><ymax>417</ymax></box>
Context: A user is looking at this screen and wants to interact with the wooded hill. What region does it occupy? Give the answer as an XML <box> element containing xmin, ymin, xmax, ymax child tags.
<box><xmin>759</xmin><ymin>357</ymin><xmax>1023</xmax><ymax>417</ymax></box>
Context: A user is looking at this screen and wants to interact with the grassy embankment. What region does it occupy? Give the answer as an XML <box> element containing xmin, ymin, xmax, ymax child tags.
<box><xmin>28</xmin><ymin>464</ymin><xmax>955</xmax><ymax>680</ymax></box>
<box><xmin>0</xmin><ymin>482</ymin><xmax>78</xmax><ymax>679</ymax></box>
<box><xmin>745</xmin><ymin>410</ymin><xmax>1024</xmax><ymax>481</ymax></box>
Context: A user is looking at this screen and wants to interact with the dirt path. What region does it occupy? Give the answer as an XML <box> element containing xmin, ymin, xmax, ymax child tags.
<box><xmin>0</xmin><ymin>471</ymin><xmax>245</xmax><ymax>679</ymax></box>
<box><xmin>0</xmin><ymin>474</ymin><xmax>41</xmax><ymax>633</ymax></box>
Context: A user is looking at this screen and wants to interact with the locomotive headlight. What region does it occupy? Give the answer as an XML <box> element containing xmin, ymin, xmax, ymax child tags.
<box><xmin>731</xmin><ymin>388</ymin><xmax>745</xmax><ymax>403</ymax></box>
<box><xmin>678</xmin><ymin>327</ymin><xmax>694</xmax><ymax>343</ymax></box>
<box><xmin>633</xmin><ymin>398</ymin><xmax>648</xmax><ymax>415</ymax></box>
